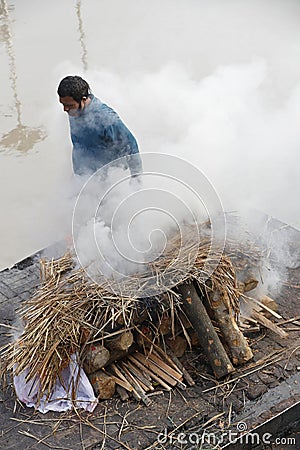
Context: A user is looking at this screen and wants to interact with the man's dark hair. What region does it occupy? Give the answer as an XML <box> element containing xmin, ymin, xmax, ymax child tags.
<box><xmin>57</xmin><ymin>76</ymin><xmax>91</xmax><ymax>103</ymax></box>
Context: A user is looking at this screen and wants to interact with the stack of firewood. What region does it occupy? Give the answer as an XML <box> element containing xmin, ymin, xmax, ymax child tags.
<box><xmin>85</xmin><ymin>342</ymin><xmax>192</xmax><ymax>405</ymax></box>
<box><xmin>2</xmin><ymin>226</ymin><xmax>287</xmax><ymax>405</ymax></box>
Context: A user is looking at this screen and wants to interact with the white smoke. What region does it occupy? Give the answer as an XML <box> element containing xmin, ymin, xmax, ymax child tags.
<box><xmin>0</xmin><ymin>0</ymin><xmax>299</xmax><ymax>280</ymax></box>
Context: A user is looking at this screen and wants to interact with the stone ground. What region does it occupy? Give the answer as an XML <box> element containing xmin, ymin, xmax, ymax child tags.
<box><xmin>0</xmin><ymin>227</ymin><xmax>299</xmax><ymax>449</ymax></box>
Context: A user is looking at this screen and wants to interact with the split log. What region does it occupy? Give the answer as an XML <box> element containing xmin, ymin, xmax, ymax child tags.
<box><xmin>238</xmin><ymin>278</ymin><xmax>259</xmax><ymax>293</ymax></box>
<box><xmin>83</xmin><ymin>344</ymin><xmax>110</xmax><ymax>374</ymax></box>
<box><xmin>123</xmin><ymin>360</ymin><xmax>154</xmax><ymax>391</ymax></box>
<box><xmin>120</xmin><ymin>362</ymin><xmax>152</xmax><ymax>405</ymax></box>
<box><xmin>210</xmin><ymin>289</ymin><xmax>253</xmax><ymax>365</ymax></box>
<box><xmin>108</xmin><ymin>363</ymin><xmax>134</xmax><ymax>392</ymax></box>
<box><xmin>177</xmin><ymin>283</ymin><xmax>234</xmax><ymax>378</ymax></box>
<box><xmin>88</xmin><ymin>370</ymin><xmax>115</xmax><ymax>399</ymax></box>
<box><xmin>107</xmin><ymin>331</ymin><xmax>134</xmax><ymax>352</ymax></box>
<box><xmin>166</xmin><ymin>336</ymin><xmax>188</xmax><ymax>358</ymax></box>
<box><xmin>243</xmin><ymin>295</ymin><xmax>281</xmax><ymax>320</ymax></box>
<box><xmin>147</xmin><ymin>353</ymin><xmax>183</xmax><ymax>382</ymax></box>
<box><xmin>147</xmin><ymin>353</ymin><xmax>186</xmax><ymax>390</ymax></box>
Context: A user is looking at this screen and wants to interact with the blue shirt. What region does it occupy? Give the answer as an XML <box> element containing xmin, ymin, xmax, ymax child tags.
<box><xmin>68</xmin><ymin>95</ymin><xmax>142</xmax><ymax>176</ymax></box>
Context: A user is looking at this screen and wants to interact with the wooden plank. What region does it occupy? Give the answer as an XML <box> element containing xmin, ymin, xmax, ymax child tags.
<box><xmin>134</xmin><ymin>352</ymin><xmax>178</xmax><ymax>386</ymax></box>
<box><xmin>129</xmin><ymin>355</ymin><xmax>172</xmax><ymax>391</ymax></box>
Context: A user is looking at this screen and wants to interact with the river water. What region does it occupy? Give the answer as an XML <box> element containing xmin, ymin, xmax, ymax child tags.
<box><xmin>0</xmin><ymin>0</ymin><xmax>300</xmax><ymax>270</ymax></box>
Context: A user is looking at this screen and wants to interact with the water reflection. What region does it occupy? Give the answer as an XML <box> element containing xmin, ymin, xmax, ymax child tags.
<box><xmin>0</xmin><ymin>0</ymin><xmax>46</xmax><ymax>153</ymax></box>
<box><xmin>76</xmin><ymin>0</ymin><xmax>88</xmax><ymax>72</ymax></box>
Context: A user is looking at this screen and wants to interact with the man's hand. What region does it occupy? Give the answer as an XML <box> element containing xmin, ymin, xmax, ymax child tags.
<box><xmin>129</xmin><ymin>174</ymin><xmax>142</xmax><ymax>188</ymax></box>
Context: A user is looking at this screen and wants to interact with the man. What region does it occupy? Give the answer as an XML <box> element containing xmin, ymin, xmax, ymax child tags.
<box><xmin>57</xmin><ymin>75</ymin><xmax>142</xmax><ymax>178</ymax></box>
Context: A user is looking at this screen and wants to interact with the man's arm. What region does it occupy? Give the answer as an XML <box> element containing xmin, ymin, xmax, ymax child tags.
<box><xmin>105</xmin><ymin>120</ymin><xmax>143</xmax><ymax>177</ymax></box>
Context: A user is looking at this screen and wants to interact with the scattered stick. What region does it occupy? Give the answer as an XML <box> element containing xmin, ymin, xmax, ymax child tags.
<box><xmin>277</xmin><ymin>315</ymin><xmax>300</xmax><ymax>326</ymax></box>
<box><xmin>251</xmin><ymin>311</ymin><xmax>288</xmax><ymax>338</ymax></box>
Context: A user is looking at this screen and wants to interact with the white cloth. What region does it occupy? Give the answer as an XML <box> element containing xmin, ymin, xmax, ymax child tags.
<box><xmin>14</xmin><ymin>354</ymin><xmax>98</xmax><ymax>413</ymax></box>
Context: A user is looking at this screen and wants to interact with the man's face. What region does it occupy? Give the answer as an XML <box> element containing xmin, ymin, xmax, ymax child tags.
<box><xmin>59</xmin><ymin>96</ymin><xmax>82</xmax><ymax>116</ymax></box>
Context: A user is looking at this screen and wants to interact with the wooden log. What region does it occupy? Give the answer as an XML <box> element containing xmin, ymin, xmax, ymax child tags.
<box><xmin>251</xmin><ymin>310</ymin><xmax>288</xmax><ymax>338</ymax></box>
<box><xmin>88</xmin><ymin>370</ymin><xmax>115</xmax><ymax>399</ymax></box>
<box><xmin>83</xmin><ymin>344</ymin><xmax>110</xmax><ymax>374</ymax></box>
<box><xmin>107</xmin><ymin>331</ymin><xmax>134</xmax><ymax>352</ymax></box>
<box><xmin>238</xmin><ymin>278</ymin><xmax>259</xmax><ymax>293</ymax></box>
<box><xmin>177</xmin><ymin>283</ymin><xmax>234</xmax><ymax>378</ymax></box>
<box><xmin>105</xmin><ymin>349</ymin><xmax>134</xmax><ymax>367</ymax></box>
<box><xmin>210</xmin><ymin>289</ymin><xmax>253</xmax><ymax>365</ymax></box>
<box><xmin>166</xmin><ymin>336</ymin><xmax>188</xmax><ymax>358</ymax></box>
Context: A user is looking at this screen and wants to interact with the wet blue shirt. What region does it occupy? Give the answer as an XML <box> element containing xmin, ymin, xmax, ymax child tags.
<box><xmin>68</xmin><ymin>95</ymin><xmax>142</xmax><ymax>176</ymax></box>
